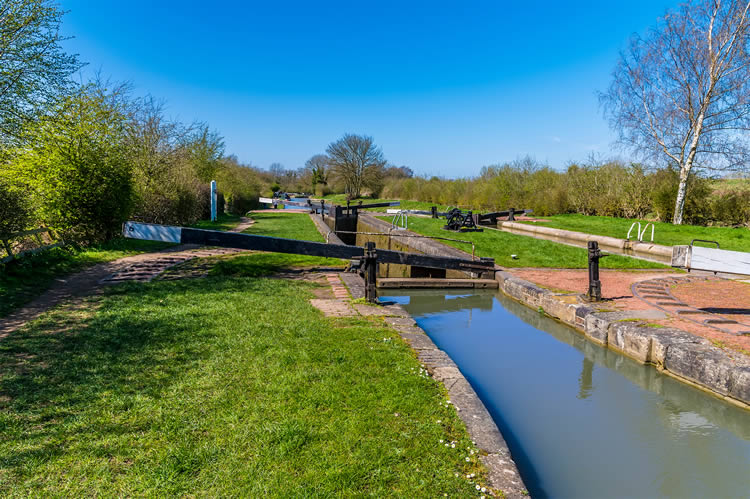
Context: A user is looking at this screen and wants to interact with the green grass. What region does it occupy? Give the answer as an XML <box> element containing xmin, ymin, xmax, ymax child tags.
<box><xmin>521</xmin><ymin>214</ymin><xmax>750</xmax><ymax>251</ymax></box>
<box><xmin>0</xmin><ymin>257</ymin><xmax>490</xmax><ymax>496</ymax></box>
<box><xmin>0</xmin><ymin>239</ymin><xmax>175</xmax><ymax>318</ymax></box>
<box><xmin>242</xmin><ymin>211</ymin><xmax>346</xmax><ymax>270</ymax></box>
<box><xmin>385</xmin><ymin>216</ymin><xmax>669</xmax><ymax>269</ymax></box>
<box><xmin>191</xmin><ymin>213</ymin><xmax>242</xmax><ymax>231</ymax></box>
<box><xmin>321</xmin><ymin>195</ymin><xmax>451</xmax><ymax>212</ymax></box>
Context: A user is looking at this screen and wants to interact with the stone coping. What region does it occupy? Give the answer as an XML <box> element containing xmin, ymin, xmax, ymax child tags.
<box><xmin>309</xmin><ymin>213</ymin><xmax>346</xmax><ymax>245</ymax></box>
<box><xmin>381</xmin><ymin>305</ymin><xmax>528</xmax><ymax>497</ymax></box>
<box><xmin>495</xmin><ymin>270</ymin><xmax>750</xmax><ymax>409</ymax></box>
<box><xmin>499</xmin><ymin>221</ymin><xmax>673</xmax><ymax>264</ymax></box>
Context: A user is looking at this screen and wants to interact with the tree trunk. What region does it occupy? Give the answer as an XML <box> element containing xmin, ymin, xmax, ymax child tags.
<box><xmin>672</xmin><ymin>163</ymin><xmax>691</xmax><ymax>225</ymax></box>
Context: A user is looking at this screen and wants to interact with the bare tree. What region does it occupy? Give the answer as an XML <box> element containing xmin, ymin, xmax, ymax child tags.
<box><xmin>326</xmin><ymin>134</ymin><xmax>386</xmax><ymax>198</ymax></box>
<box><xmin>601</xmin><ymin>0</ymin><xmax>750</xmax><ymax>224</ymax></box>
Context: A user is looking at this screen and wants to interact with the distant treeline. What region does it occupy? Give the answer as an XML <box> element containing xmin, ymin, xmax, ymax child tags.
<box><xmin>381</xmin><ymin>158</ymin><xmax>750</xmax><ymax>226</ymax></box>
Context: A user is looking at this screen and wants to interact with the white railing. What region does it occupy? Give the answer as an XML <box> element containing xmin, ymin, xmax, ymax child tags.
<box><xmin>626</xmin><ymin>222</ymin><xmax>654</xmax><ymax>242</ymax></box>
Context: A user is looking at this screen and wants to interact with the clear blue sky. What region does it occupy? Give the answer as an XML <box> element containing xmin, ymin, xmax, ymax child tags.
<box><xmin>60</xmin><ymin>0</ymin><xmax>673</xmax><ymax>177</ymax></box>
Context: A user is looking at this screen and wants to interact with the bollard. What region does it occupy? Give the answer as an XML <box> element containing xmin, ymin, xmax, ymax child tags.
<box><xmin>431</xmin><ymin>206</ymin><xmax>438</xmax><ymax>219</ymax></box>
<box><xmin>363</xmin><ymin>241</ymin><xmax>378</xmax><ymax>303</ymax></box>
<box><xmin>586</xmin><ymin>241</ymin><xmax>602</xmax><ymax>302</ymax></box>
<box><xmin>508</xmin><ymin>208</ymin><xmax>515</xmax><ymax>221</ymax></box>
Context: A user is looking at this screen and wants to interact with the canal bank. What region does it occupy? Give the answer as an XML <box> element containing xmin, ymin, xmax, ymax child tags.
<box><xmin>348</xmin><ymin>213</ymin><xmax>750</xmax><ymax>408</ymax></box>
<box><xmin>383</xmin><ymin>288</ymin><xmax>750</xmax><ymax>498</ymax></box>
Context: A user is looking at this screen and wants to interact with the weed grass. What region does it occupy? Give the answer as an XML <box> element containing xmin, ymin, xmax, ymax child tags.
<box><xmin>0</xmin><ymin>257</ymin><xmax>487</xmax><ymax>496</ymax></box>
<box><xmin>384</xmin><ymin>216</ymin><xmax>669</xmax><ymax>269</ymax></box>
<box><xmin>522</xmin><ymin>214</ymin><xmax>750</xmax><ymax>251</ymax></box>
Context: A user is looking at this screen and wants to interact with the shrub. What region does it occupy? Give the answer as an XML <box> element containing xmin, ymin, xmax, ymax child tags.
<box><xmin>6</xmin><ymin>86</ymin><xmax>133</xmax><ymax>243</ymax></box>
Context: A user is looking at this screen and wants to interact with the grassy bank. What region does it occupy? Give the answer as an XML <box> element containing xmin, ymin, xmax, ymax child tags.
<box><xmin>0</xmin><ymin>254</ymin><xmax>490</xmax><ymax>495</ymax></box>
<box><xmin>520</xmin><ymin>214</ymin><xmax>750</xmax><ymax>251</ymax></box>
<box><xmin>384</xmin><ymin>216</ymin><xmax>668</xmax><ymax>269</ymax></box>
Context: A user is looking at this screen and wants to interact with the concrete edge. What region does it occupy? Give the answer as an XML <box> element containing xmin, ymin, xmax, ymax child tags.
<box><xmin>309</xmin><ymin>213</ymin><xmax>346</xmax><ymax>245</ymax></box>
<box><xmin>498</xmin><ymin>221</ymin><xmax>673</xmax><ymax>264</ymax></box>
<box><xmin>494</xmin><ymin>269</ymin><xmax>750</xmax><ymax>409</ymax></box>
<box><xmin>336</xmin><ymin>270</ymin><xmax>528</xmax><ymax>497</ymax></box>
<box><xmin>382</xmin><ymin>305</ymin><xmax>528</xmax><ymax>497</ymax></box>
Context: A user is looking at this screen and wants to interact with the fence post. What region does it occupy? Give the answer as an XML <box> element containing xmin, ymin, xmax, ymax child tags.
<box><xmin>586</xmin><ymin>241</ymin><xmax>602</xmax><ymax>302</ymax></box>
<box><xmin>1</xmin><ymin>237</ymin><xmax>14</xmax><ymax>261</ymax></box>
<box><xmin>364</xmin><ymin>241</ymin><xmax>378</xmax><ymax>303</ymax></box>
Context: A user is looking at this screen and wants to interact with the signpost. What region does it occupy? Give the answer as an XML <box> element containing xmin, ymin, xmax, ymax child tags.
<box><xmin>210</xmin><ymin>180</ymin><xmax>217</xmax><ymax>222</ymax></box>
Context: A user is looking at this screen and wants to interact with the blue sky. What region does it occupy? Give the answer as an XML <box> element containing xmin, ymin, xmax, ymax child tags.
<box><xmin>60</xmin><ymin>0</ymin><xmax>674</xmax><ymax>177</ymax></box>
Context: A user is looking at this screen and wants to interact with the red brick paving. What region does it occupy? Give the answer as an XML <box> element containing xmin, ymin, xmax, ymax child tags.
<box><xmin>508</xmin><ymin>268</ymin><xmax>750</xmax><ymax>357</ymax></box>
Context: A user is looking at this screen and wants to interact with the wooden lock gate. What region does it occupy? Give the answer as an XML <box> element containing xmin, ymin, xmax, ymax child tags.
<box><xmin>123</xmin><ymin>222</ymin><xmax>496</xmax><ymax>303</ymax></box>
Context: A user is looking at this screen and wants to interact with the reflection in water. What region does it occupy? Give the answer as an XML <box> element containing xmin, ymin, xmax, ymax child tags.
<box><xmin>385</xmin><ymin>290</ymin><xmax>750</xmax><ymax>499</ymax></box>
<box><xmin>577</xmin><ymin>358</ymin><xmax>594</xmax><ymax>400</ymax></box>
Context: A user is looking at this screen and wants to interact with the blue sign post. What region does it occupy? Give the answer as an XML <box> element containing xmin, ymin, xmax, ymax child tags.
<box><xmin>210</xmin><ymin>180</ymin><xmax>217</xmax><ymax>221</ymax></box>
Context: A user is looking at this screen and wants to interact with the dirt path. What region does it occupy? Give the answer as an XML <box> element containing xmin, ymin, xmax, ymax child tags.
<box><xmin>0</xmin><ymin>217</ymin><xmax>255</xmax><ymax>338</ymax></box>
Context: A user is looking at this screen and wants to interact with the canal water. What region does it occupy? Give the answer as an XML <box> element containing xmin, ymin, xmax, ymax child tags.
<box><xmin>382</xmin><ymin>289</ymin><xmax>750</xmax><ymax>498</ymax></box>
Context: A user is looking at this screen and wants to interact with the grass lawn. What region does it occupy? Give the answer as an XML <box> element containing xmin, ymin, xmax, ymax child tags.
<box><xmin>0</xmin><ymin>239</ymin><xmax>174</xmax><ymax>318</ymax></box>
<box><xmin>385</xmin><ymin>216</ymin><xmax>669</xmax><ymax>269</ymax></box>
<box><xmin>321</xmin><ymin>195</ymin><xmax>451</xmax><ymax>212</ymax></box>
<box><xmin>191</xmin><ymin>213</ymin><xmax>242</xmax><ymax>231</ymax></box>
<box><xmin>0</xmin><ymin>254</ymin><xmax>491</xmax><ymax>496</ymax></box>
<box><xmin>521</xmin><ymin>214</ymin><xmax>750</xmax><ymax>252</ymax></box>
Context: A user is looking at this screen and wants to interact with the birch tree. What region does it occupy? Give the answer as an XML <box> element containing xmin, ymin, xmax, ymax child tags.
<box><xmin>326</xmin><ymin>134</ymin><xmax>386</xmax><ymax>198</ymax></box>
<box><xmin>601</xmin><ymin>0</ymin><xmax>750</xmax><ymax>224</ymax></box>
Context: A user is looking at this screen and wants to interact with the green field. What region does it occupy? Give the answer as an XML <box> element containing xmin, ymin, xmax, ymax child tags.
<box><xmin>0</xmin><ymin>214</ymin><xmax>492</xmax><ymax>496</ymax></box>
<box><xmin>384</xmin><ymin>216</ymin><xmax>669</xmax><ymax>269</ymax></box>
<box><xmin>522</xmin><ymin>214</ymin><xmax>750</xmax><ymax>252</ymax></box>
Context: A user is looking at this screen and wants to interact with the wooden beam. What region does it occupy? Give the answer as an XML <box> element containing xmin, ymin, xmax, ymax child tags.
<box><xmin>123</xmin><ymin>222</ymin><xmax>495</xmax><ymax>272</ymax></box>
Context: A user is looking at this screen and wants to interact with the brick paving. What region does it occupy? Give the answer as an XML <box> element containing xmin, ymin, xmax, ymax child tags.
<box><xmin>509</xmin><ymin>267</ymin><xmax>750</xmax><ymax>355</ymax></box>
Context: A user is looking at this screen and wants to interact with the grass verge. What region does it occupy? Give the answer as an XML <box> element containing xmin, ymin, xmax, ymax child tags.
<box><xmin>0</xmin><ymin>255</ymin><xmax>490</xmax><ymax>496</ymax></box>
<box><xmin>384</xmin><ymin>216</ymin><xmax>669</xmax><ymax>269</ymax></box>
<box><xmin>521</xmin><ymin>214</ymin><xmax>750</xmax><ymax>251</ymax></box>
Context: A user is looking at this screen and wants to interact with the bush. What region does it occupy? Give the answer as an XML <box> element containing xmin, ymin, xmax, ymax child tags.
<box><xmin>5</xmin><ymin>86</ymin><xmax>134</xmax><ymax>243</ymax></box>
<box><xmin>0</xmin><ymin>179</ymin><xmax>34</xmax><ymax>236</ymax></box>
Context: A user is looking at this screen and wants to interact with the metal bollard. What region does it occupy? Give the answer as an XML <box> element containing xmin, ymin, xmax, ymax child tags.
<box><xmin>508</xmin><ymin>208</ymin><xmax>515</xmax><ymax>221</ymax></box>
<box><xmin>587</xmin><ymin>241</ymin><xmax>602</xmax><ymax>302</ymax></box>
<box><xmin>363</xmin><ymin>241</ymin><xmax>378</xmax><ymax>303</ymax></box>
<box><xmin>431</xmin><ymin>206</ymin><xmax>438</xmax><ymax>219</ymax></box>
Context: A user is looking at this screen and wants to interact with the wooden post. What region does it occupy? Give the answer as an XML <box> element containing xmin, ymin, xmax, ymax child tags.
<box><xmin>431</xmin><ymin>206</ymin><xmax>437</xmax><ymax>219</ymax></box>
<box><xmin>364</xmin><ymin>241</ymin><xmax>378</xmax><ymax>303</ymax></box>
<box><xmin>1</xmin><ymin>237</ymin><xmax>14</xmax><ymax>261</ymax></box>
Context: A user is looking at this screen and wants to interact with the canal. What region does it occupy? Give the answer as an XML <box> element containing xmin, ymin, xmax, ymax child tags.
<box><xmin>382</xmin><ymin>289</ymin><xmax>750</xmax><ymax>498</ymax></box>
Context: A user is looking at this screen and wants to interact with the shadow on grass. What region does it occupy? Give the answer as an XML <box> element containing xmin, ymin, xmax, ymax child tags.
<box><xmin>0</xmin><ymin>279</ymin><xmax>221</xmax><ymax>476</ymax></box>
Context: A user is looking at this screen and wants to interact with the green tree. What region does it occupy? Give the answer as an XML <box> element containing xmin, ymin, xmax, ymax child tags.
<box><xmin>0</xmin><ymin>0</ymin><xmax>82</xmax><ymax>144</ymax></box>
<box><xmin>5</xmin><ymin>84</ymin><xmax>133</xmax><ymax>242</ymax></box>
